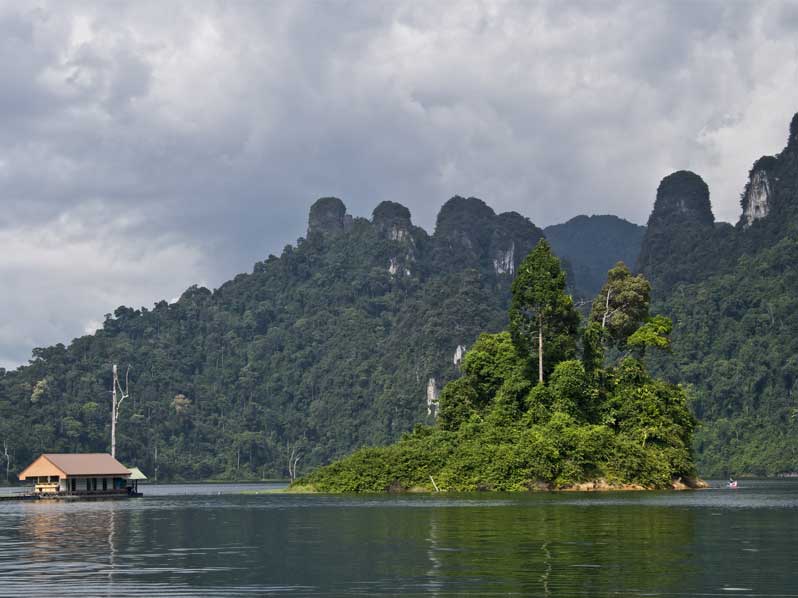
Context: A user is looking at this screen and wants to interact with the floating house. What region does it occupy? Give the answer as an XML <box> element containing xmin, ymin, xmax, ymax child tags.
<box><xmin>18</xmin><ymin>453</ymin><xmax>140</xmax><ymax>497</ymax></box>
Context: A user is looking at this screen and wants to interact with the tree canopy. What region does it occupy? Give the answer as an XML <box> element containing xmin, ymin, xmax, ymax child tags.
<box><xmin>509</xmin><ymin>239</ymin><xmax>580</xmax><ymax>382</ymax></box>
<box><xmin>590</xmin><ymin>262</ymin><xmax>651</xmax><ymax>349</ymax></box>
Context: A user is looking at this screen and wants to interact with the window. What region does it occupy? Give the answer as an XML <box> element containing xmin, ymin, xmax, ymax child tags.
<box><xmin>102</xmin><ymin>478</ymin><xmax>107</xmax><ymax>491</ymax></box>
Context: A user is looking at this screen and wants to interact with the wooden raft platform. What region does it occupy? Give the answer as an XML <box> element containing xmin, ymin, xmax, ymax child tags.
<box><xmin>0</xmin><ymin>491</ymin><xmax>143</xmax><ymax>502</ymax></box>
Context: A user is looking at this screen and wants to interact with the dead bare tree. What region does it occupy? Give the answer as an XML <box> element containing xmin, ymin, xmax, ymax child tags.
<box><xmin>286</xmin><ymin>440</ymin><xmax>302</xmax><ymax>482</ymax></box>
<box><xmin>599</xmin><ymin>288</ymin><xmax>631</xmax><ymax>329</ymax></box>
<box><xmin>2</xmin><ymin>440</ymin><xmax>10</xmax><ymax>484</ymax></box>
<box><xmin>111</xmin><ymin>364</ymin><xmax>131</xmax><ymax>458</ymax></box>
<box><xmin>153</xmin><ymin>443</ymin><xmax>159</xmax><ymax>482</ymax></box>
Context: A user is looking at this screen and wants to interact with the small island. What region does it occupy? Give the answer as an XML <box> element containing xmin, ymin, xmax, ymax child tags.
<box><xmin>295</xmin><ymin>240</ymin><xmax>703</xmax><ymax>493</ymax></box>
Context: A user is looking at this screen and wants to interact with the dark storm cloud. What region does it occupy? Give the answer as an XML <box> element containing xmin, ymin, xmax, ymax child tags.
<box><xmin>1</xmin><ymin>0</ymin><xmax>797</xmax><ymax>368</ymax></box>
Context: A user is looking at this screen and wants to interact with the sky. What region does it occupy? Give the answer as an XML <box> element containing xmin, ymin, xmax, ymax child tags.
<box><xmin>1</xmin><ymin>0</ymin><xmax>798</xmax><ymax>369</ymax></box>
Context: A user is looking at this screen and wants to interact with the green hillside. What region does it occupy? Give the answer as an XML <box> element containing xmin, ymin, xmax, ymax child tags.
<box><xmin>639</xmin><ymin>112</ymin><xmax>798</xmax><ymax>476</ymax></box>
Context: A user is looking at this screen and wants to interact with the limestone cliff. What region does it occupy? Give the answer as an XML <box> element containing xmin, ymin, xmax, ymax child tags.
<box><xmin>741</xmin><ymin>167</ymin><xmax>772</xmax><ymax>227</ymax></box>
<box><xmin>373</xmin><ymin>201</ymin><xmax>413</xmax><ymax>242</ymax></box>
<box><xmin>433</xmin><ymin>196</ymin><xmax>543</xmax><ymax>276</ymax></box>
<box><xmin>646</xmin><ymin>170</ymin><xmax>714</xmax><ymax>228</ymax></box>
<box><xmin>307</xmin><ymin>197</ymin><xmax>353</xmax><ymax>237</ymax></box>
<box><xmin>636</xmin><ymin>171</ymin><xmax>731</xmax><ymax>293</ymax></box>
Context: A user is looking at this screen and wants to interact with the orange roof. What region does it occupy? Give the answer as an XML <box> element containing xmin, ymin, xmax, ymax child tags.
<box><xmin>18</xmin><ymin>453</ymin><xmax>131</xmax><ymax>480</ymax></box>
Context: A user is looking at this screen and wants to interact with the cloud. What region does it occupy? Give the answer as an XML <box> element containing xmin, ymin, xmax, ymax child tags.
<box><xmin>0</xmin><ymin>201</ymin><xmax>206</xmax><ymax>369</ymax></box>
<box><xmin>1</xmin><ymin>0</ymin><xmax>797</xmax><ymax>367</ymax></box>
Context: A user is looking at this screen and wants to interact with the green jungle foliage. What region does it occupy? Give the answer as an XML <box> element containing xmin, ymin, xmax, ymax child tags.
<box><xmin>650</xmin><ymin>236</ymin><xmax>798</xmax><ymax>476</ymax></box>
<box><xmin>640</xmin><ymin>112</ymin><xmax>798</xmax><ymax>476</ymax></box>
<box><xmin>297</xmin><ymin>242</ymin><xmax>697</xmax><ymax>492</ymax></box>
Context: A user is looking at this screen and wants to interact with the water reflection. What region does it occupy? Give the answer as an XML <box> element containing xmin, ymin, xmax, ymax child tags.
<box><xmin>405</xmin><ymin>500</ymin><xmax>698</xmax><ymax>595</ymax></box>
<box><xmin>0</xmin><ymin>483</ymin><xmax>797</xmax><ymax>596</ymax></box>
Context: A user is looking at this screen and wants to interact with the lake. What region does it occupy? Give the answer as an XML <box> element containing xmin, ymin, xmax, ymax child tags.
<box><xmin>1</xmin><ymin>480</ymin><xmax>797</xmax><ymax>596</ymax></box>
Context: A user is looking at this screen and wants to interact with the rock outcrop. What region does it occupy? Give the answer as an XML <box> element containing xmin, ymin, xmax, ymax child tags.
<box><xmin>307</xmin><ymin>197</ymin><xmax>353</xmax><ymax>237</ymax></box>
<box><xmin>647</xmin><ymin>170</ymin><xmax>714</xmax><ymax>228</ymax></box>
<box><xmin>789</xmin><ymin>112</ymin><xmax>798</xmax><ymax>151</ymax></box>
<box><xmin>434</xmin><ymin>196</ymin><xmax>497</xmax><ymax>253</ymax></box>
<box><xmin>636</xmin><ymin>171</ymin><xmax>725</xmax><ymax>292</ymax></box>
<box><xmin>373</xmin><ymin>201</ymin><xmax>418</xmax><ymax>276</ymax></box>
<box><xmin>491</xmin><ymin>212</ymin><xmax>534</xmax><ymax>276</ymax></box>
<box><xmin>433</xmin><ymin>196</ymin><xmax>543</xmax><ymax>276</ymax></box>
<box><xmin>741</xmin><ymin>166</ymin><xmax>772</xmax><ymax>227</ymax></box>
<box><xmin>492</xmin><ymin>243</ymin><xmax>515</xmax><ymax>275</ymax></box>
<box><xmin>426</xmin><ymin>377</ymin><xmax>439</xmax><ymax>417</ymax></box>
<box><xmin>453</xmin><ymin>345</ymin><xmax>466</xmax><ymax>368</ymax></box>
<box><xmin>373</xmin><ymin>201</ymin><xmax>413</xmax><ymax>241</ymax></box>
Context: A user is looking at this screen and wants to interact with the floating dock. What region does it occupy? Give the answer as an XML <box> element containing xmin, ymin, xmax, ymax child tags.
<box><xmin>0</xmin><ymin>491</ymin><xmax>142</xmax><ymax>502</ymax></box>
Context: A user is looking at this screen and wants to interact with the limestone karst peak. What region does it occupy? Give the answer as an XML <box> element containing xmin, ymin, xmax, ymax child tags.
<box><xmin>307</xmin><ymin>197</ymin><xmax>353</xmax><ymax>237</ymax></box>
<box><xmin>490</xmin><ymin>212</ymin><xmax>540</xmax><ymax>276</ymax></box>
<box><xmin>789</xmin><ymin>112</ymin><xmax>798</xmax><ymax>151</ymax></box>
<box><xmin>436</xmin><ymin>196</ymin><xmax>495</xmax><ymax>227</ymax></box>
<box><xmin>434</xmin><ymin>196</ymin><xmax>496</xmax><ymax>246</ymax></box>
<box><xmin>647</xmin><ymin>170</ymin><xmax>713</xmax><ymax>228</ymax></box>
<box><xmin>372</xmin><ymin>201</ymin><xmax>412</xmax><ymax>241</ymax></box>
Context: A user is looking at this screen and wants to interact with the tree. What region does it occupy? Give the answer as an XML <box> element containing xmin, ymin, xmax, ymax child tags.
<box><xmin>437</xmin><ymin>378</ymin><xmax>479</xmax><ymax>431</ymax></box>
<box><xmin>627</xmin><ymin>315</ymin><xmax>673</xmax><ymax>355</ymax></box>
<box><xmin>286</xmin><ymin>440</ymin><xmax>303</xmax><ymax>482</ymax></box>
<box><xmin>590</xmin><ymin>262</ymin><xmax>650</xmax><ymax>349</ymax></box>
<box><xmin>509</xmin><ymin>240</ymin><xmax>579</xmax><ymax>382</ymax></box>
<box><xmin>549</xmin><ymin>360</ymin><xmax>597</xmax><ymax>422</ymax></box>
<box><xmin>2</xmin><ymin>440</ymin><xmax>10</xmax><ymax>484</ymax></box>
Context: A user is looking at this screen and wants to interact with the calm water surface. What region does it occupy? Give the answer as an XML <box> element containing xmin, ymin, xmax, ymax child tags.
<box><xmin>1</xmin><ymin>480</ymin><xmax>797</xmax><ymax>596</ymax></box>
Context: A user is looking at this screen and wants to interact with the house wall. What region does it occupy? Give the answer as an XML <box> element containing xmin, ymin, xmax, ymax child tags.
<box><xmin>61</xmin><ymin>476</ymin><xmax>119</xmax><ymax>493</ymax></box>
<box><xmin>18</xmin><ymin>456</ymin><xmax>63</xmax><ymax>480</ymax></box>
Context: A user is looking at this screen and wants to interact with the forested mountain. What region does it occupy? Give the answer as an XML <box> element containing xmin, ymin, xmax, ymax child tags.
<box><xmin>544</xmin><ymin>215</ymin><xmax>645</xmax><ymax>297</ymax></box>
<box><xmin>639</xmin><ymin>112</ymin><xmax>798</xmax><ymax>476</ymax></box>
<box><xmin>0</xmin><ymin>192</ymin><xmax>648</xmax><ymax>482</ymax></box>
<box><xmin>14</xmin><ymin>111</ymin><xmax>798</xmax><ymax>483</ymax></box>
<box><xmin>0</xmin><ymin>196</ymin><xmax>548</xmax><ymax>481</ymax></box>
<box><xmin>299</xmin><ymin>242</ymin><xmax>698</xmax><ymax>493</ymax></box>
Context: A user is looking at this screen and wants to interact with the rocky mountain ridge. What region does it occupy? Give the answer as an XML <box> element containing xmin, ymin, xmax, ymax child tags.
<box><xmin>1</xmin><ymin>193</ymin><xmax>645</xmax><ymax>480</ymax></box>
<box><xmin>637</xmin><ymin>111</ymin><xmax>798</xmax><ymax>475</ymax></box>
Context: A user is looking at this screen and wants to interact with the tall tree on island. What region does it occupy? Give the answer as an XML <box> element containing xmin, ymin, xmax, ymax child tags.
<box><xmin>509</xmin><ymin>239</ymin><xmax>579</xmax><ymax>383</ymax></box>
<box><xmin>590</xmin><ymin>261</ymin><xmax>651</xmax><ymax>349</ymax></box>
